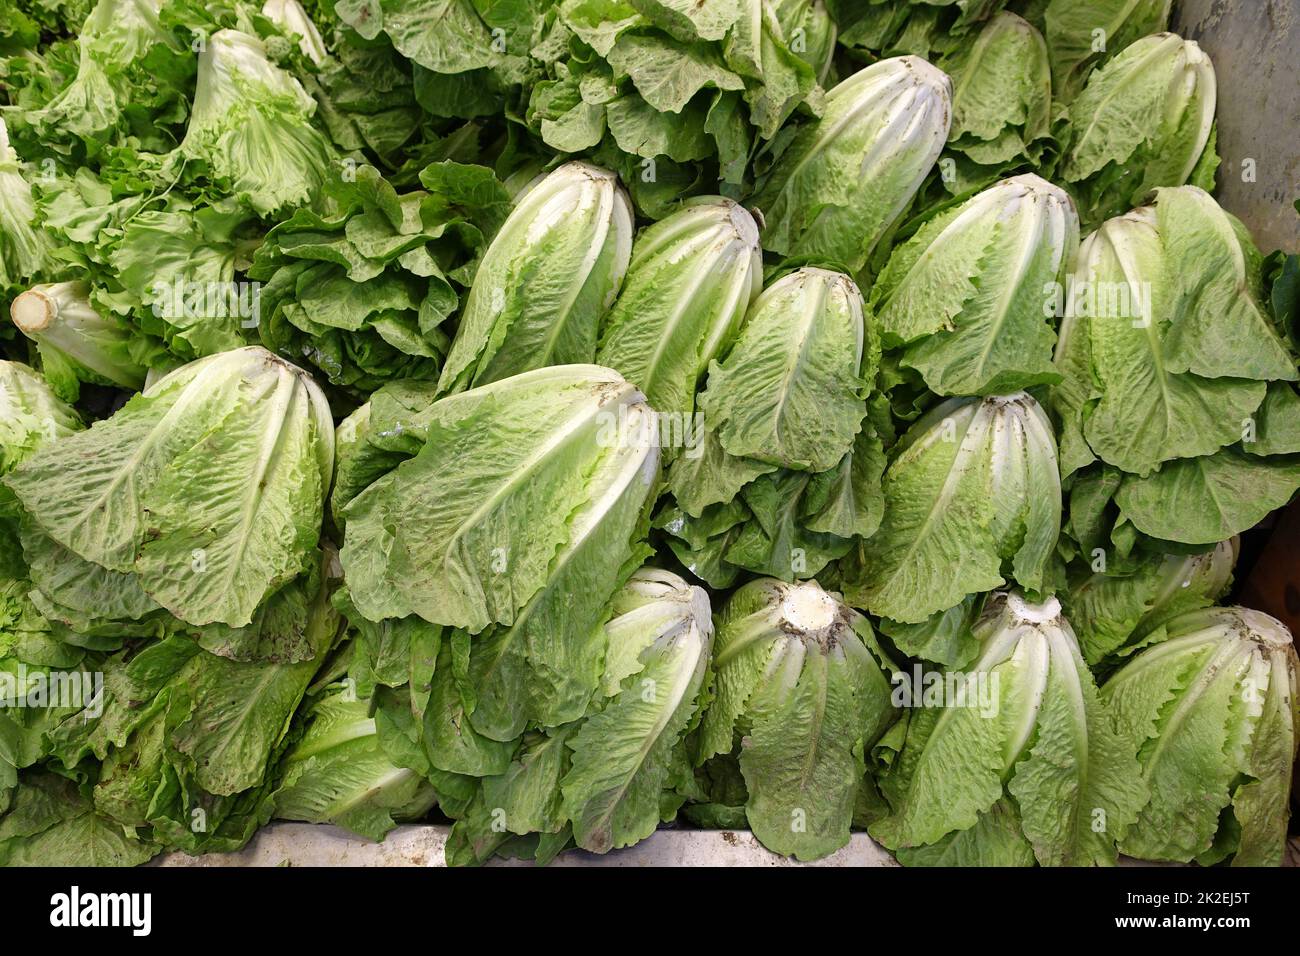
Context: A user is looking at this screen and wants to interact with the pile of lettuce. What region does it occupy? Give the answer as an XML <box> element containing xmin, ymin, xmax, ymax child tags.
<box><xmin>1</xmin><ymin>0</ymin><xmax>1298</xmax><ymax>869</ymax></box>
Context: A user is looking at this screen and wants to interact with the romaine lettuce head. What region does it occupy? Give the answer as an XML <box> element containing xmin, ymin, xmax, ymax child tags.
<box><xmin>871</xmin><ymin>591</ymin><xmax>1147</xmax><ymax>866</ymax></box>
<box><xmin>175</xmin><ymin>29</ymin><xmax>337</xmax><ymax>217</ymax></box>
<box><xmin>875</xmin><ymin>173</ymin><xmax>1078</xmax><ymax>396</ymax></box>
<box><xmin>696</xmin><ymin>266</ymin><xmax>870</xmax><ymax>476</ymax></box>
<box><xmin>0</xmin><ymin>772</ymin><xmax>158</xmax><ymax>866</ymax></box>
<box><xmin>1052</xmin><ymin>187</ymin><xmax>1300</xmax><ymax>546</ymax></box>
<box><xmin>831</xmin><ymin>0</ymin><xmax>1008</xmax><ymax>62</ymax></box>
<box><xmin>9</xmin><ymin>280</ymin><xmax>167</xmax><ymax>399</ymax></box>
<box><xmin>513</xmin><ymin>0</ymin><xmax>827</xmax><ymax>214</ymax></box>
<box><xmin>839</xmin><ymin>391</ymin><xmax>1061</xmax><ymax>623</ymax></box>
<box><xmin>273</xmin><ymin>682</ymin><xmax>439</xmax><ymax>841</ymax></box>
<box><xmin>0</xmin><ymin>568</ymin><xmax>98</xmax><ymax>810</ymax></box>
<box><xmin>4</xmin><ymin>346</ymin><xmax>334</xmax><ymax>629</ymax></box>
<box><xmin>669</xmin><ymin>267</ymin><xmax>871</xmax><ymax>512</ymax></box>
<box><xmin>749</xmin><ymin>55</ymin><xmax>952</xmax><ymax>273</ymax></box>
<box><xmin>1103</xmin><ymin>606</ymin><xmax>1299</xmax><ymax>866</ymax></box>
<box><xmin>338</xmin><ymin>365</ymin><xmax>660</xmax><ymax>636</ymax></box>
<box><xmin>23</xmin><ymin>0</ymin><xmax>186</xmax><ymax>155</ymax></box>
<box><xmin>1062</xmin><ymin>33</ymin><xmax>1217</xmax><ymax>225</ymax></box>
<box><xmin>1063</xmin><ymin>537</ymin><xmax>1237</xmax><ymax>667</ymax></box>
<box><xmin>437</xmin><ymin>162</ymin><xmax>633</xmax><ymax>394</ymax></box>
<box><xmin>0</xmin><ymin>361</ymin><xmax>81</xmax><ymax>476</ymax></box>
<box><xmin>444</xmin><ymin>566</ymin><xmax>712</xmax><ymax>864</ymax></box>
<box><xmin>561</xmin><ymin>567</ymin><xmax>711</xmax><ymax>851</ymax></box>
<box><xmin>1045</xmin><ymin>0</ymin><xmax>1171</xmax><ymax>103</ymax></box>
<box><xmin>40</xmin><ymin>552</ymin><xmax>342</xmax><ymax>856</ymax></box>
<box><xmin>1054</xmin><ymin>188</ymin><xmax>1296</xmax><ymax>477</ymax></box>
<box><xmin>938</xmin><ymin>11</ymin><xmax>1051</xmax><ymax>186</ymax></box>
<box><xmin>656</xmin><ymin>266</ymin><xmax>881</xmax><ymax>585</ymax></box>
<box><xmin>772</xmin><ymin>0</ymin><xmax>837</xmax><ymax>84</ymax></box>
<box><xmin>0</xmin><ymin>118</ymin><xmax>54</xmax><ymax>295</ymax></box>
<box><xmin>250</xmin><ymin>161</ymin><xmax>512</xmax><ymax>395</ymax></box>
<box><xmin>696</xmin><ymin>577</ymin><xmax>898</xmax><ymax>860</ymax></box>
<box><xmin>597</xmin><ymin>196</ymin><xmax>762</xmax><ymax>420</ymax></box>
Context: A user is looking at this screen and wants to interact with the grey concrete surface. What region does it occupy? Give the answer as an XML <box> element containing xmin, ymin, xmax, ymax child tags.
<box><xmin>1174</xmin><ymin>0</ymin><xmax>1300</xmax><ymax>251</ymax></box>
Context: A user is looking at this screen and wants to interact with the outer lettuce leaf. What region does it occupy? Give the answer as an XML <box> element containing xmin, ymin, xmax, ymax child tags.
<box><xmin>1063</xmin><ymin>539</ymin><xmax>1236</xmax><ymax>665</ymax></box>
<box><xmin>876</xmin><ymin>594</ymin><xmax>985</xmax><ymax>669</ymax></box>
<box><xmin>4</xmin><ymin>347</ymin><xmax>333</xmax><ymax>628</ymax></box>
<box><xmin>0</xmin><ymin>570</ymin><xmax>97</xmax><ymax>809</ymax></box>
<box><xmin>274</xmin><ymin>685</ymin><xmax>439</xmax><ymax>840</ymax></box>
<box><xmin>1247</xmin><ymin>383</ymin><xmax>1300</xmax><ymax>457</ymax></box>
<box><xmin>941</xmin><ymin>12</ymin><xmax>1051</xmax><ymax>174</ymax></box>
<box><xmin>801</xmin><ymin>424</ymin><xmax>887</xmax><ymax>540</ymax></box>
<box><xmin>830</xmin><ymin>0</ymin><xmax>999</xmax><ymax>61</ymax></box>
<box><xmin>1113</xmin><ymin>452</ymin><xmax>1300</xmax><ymax>545</ymax></box>
<box><xmin>1044</xmin><ymin>0</ymin><xmax>1171</xmax><ymax>103</ymax></box>
<box><xmin>652</xmin><ymin>497</ymin><xmax>750</xmax><ymax>589</ymax></box>
<box><xmin>0</xmin><ymin>118</ymin><xmax>55</xmax><ymax>293</ymax></box>
<box><xmin>666</xmin><ymin>423</ymin><xmax>775</xmax><ymax>518</ymax></box>
<box><xmin>0</xmin><ymin>772</ymin><xmax>158</xmax><ymax>866</ymax></box>
<box><xmin>0</xmin><ymin>361</ymin><xmax>81</xmax><ymax>475</ymax></box>
<box><xmin>106</xmin><ymin>198</ymin><xmax>259</xmax><ymax>360</ymax></box>
<box><xmin>463</xmin><ymin>400</ymin><xmax>658</xmax><ymax>739</ymax></box>
<box><xmin>722</xmin><ymin>467</ymin><xmax>856</xmax><ymax>578</ymax></box>
<box><xmin>42</xmin><ymin>556</ymin><xmax>340</xmax><ymax>855</ymax></box>
<box><xmin>700</xmin><ymin>267</ymin><xmax>869</xmax><ymax>472</ymax></box>
<box><xmin>443</xmin><ymin>727</ymin><xmax>573</xmax><ymax>866</ymax></box>
<box><xmin>328</xmin><ymin>378</ymin><xmax>440</xmax><ymax>531</ymax></box>
<box><xmin>893</xmin><ymin>798</ymin><xmax>1035</xmax><ymax>866</ymax></box>
<box><xmin>334</xmin><ymin>0</ymin><xmax>535</xmax><ymax>77</ymax></box>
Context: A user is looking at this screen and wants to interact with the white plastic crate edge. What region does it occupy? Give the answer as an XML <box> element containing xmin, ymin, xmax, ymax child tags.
<box><xmin>154</xmin><ymin>823</ymin><xmax>900</xmax><ymax>867</ymax></box>
<box><xmin>154</xmin><ymin>824</ymin><xmax>1300</xmax><ymax>867</ymax></box>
